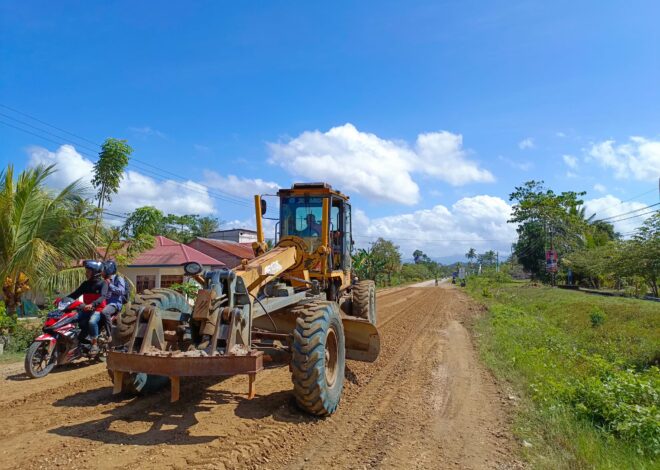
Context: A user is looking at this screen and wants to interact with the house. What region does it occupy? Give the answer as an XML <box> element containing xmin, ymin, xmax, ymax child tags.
<box><xmin>207</xmin><ymin>228</ymin><xmax>258</xmax><ymax>243</ymax></box>
<box><xmin>122</xmin><ymin>236</ymin><xmax>225</xmax><ymax>293</ymax></box>
<box><xmin>187</xmin><ymin>237</ymin><xmax>255</xmax><ymax>269</ymax></box>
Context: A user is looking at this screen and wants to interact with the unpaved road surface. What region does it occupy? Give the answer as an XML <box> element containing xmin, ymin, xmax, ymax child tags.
<box><xmin>0</xmin><ymin>286</ymin><xmax>521</xmax><ymax>469</ymax></box>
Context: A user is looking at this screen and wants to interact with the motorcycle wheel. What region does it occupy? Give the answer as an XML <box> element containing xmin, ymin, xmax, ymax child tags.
<box><xmin>24</xmin><ymin>341</ymin><xmax>58</xmax><ymax>378</ymax></box>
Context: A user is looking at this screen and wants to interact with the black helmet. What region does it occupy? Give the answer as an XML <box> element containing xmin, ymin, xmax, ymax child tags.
<box><xmin>103</xmin><ymin>260</ymin><xmax>117</xmax><ymax>276</ymax></box>
<box><xmin>83</xmin><ymin>260</ymin><xmax>103</xmax><ymax>277</ymax></box>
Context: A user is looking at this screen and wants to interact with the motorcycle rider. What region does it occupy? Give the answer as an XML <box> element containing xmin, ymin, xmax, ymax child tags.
<box><xmin>101</xmin><ymin>260</ymin><xmax>126</xmax><ymax>337</ymax></box>
<box><xmin>65</xmin><ymin>260</ymin><xmax>107</xmax><ymax>355</ymax></box>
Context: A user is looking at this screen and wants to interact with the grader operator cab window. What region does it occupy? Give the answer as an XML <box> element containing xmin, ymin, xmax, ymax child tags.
<box><xmin>280</xmin><ymin>195</ymin><xmax>351</xmax><ymax>271</ymax></box>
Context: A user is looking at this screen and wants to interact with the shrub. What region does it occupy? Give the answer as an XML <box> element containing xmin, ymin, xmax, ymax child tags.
<box><xmin>573</xmin><ymin>366</ymin><xmax>660</xmax><ymax>455</ymax></box>
<box><xmin>590</xmin><ymin>308</ymin><xmax>606</xmax><ymax>328</ymax></box>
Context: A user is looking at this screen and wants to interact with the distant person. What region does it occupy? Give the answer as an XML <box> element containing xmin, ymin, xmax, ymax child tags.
<box><xmin>65</xmin><ymin>260</ymin><xmax>107</xmax><ymax>354</ymax></box>
<box><xmin>102</xmin><ymin>260</ymin><xmax>127</xmax><ymax>337</ymax></box>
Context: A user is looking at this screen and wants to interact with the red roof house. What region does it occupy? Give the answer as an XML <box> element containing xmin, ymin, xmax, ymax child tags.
<box><xmin>187</xmin><ymin>237</ymin><xmax>255</xmax><ymax>268</ymax></box>
<box><xmin>124</xmin><ymin>236</ymin><xmax>225</xmax><ymax>293</ymax></box>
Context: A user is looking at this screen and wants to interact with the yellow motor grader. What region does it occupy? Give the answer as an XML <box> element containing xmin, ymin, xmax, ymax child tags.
<box><xmin>107</xmin><ymin>182</ymin><xmax>379</xmax><ymax>416</ymax></box>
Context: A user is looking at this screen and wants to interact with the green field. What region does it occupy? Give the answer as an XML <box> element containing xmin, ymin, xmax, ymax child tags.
<box><xmin>465</xmin><ymin>276</ymin><xmax>660</xmax><ymax>469</ymax></box>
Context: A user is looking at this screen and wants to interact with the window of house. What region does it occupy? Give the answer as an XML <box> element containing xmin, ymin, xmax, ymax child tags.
<box><xmin>160</xmin><ymin>275</ymin><xmax>183</xmax><ymax>289</ymax></box>
<box><xmin>135</xmin><ymin>275</ymin><xmax>156</xmax><ymax>293</ymax></box>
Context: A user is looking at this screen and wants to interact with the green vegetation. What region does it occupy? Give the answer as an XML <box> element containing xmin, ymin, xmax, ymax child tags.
<box><xmin>0</xmin><ymin>164</ymin><xmax>96</xmax><ymax>317</ymax></box>
<box><xmin>353</xmin><ymin>240</ymin><xmax>451</xmax><ymax>287</ymax></box>
<box><xmin>122</xmin><ymin>205</ymin><xmax>221</xmax><ymax>243</ymax></box>
<box><xmin>509</xmin><ymin>180</ymin><xmax>617</xmax><ymax>282</ymax></box>
<box><xmin>466</xmin><ymin>275</ymin><xmax>659</xmax><ymax>468</ymax></box>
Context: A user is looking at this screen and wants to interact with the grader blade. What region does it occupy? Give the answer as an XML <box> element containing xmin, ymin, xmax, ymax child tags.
<box><xmin>342</xmin><ymin>318</ymin><xmax>380</xmax><ymax>362</ymax></box>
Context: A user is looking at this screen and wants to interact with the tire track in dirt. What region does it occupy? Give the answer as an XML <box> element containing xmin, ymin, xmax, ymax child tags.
<box><xmin>0</xmin><ymin>287</ymin><xmax>522</xmax><ymax>470</ymax></box>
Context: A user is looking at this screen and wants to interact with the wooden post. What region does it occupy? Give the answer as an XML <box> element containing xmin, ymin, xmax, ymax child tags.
<box><xmin>171</xmin><ymin>376</ymin><xmax>180</xmax><ymax>402</ymax></box>
<box><xmin>112</xmin><ymin>370</ymin><xmax>124</xmax><ymax>395</ymax></box>
<box><xmin>248</xmin><ymin>373</ymin><xmax>256</xmax><ymax>399</ymax></box>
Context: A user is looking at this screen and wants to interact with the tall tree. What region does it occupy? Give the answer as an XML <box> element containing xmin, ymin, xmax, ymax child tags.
<box><xmin>122</xmin><ymin>206</ymin><xmax>165</xmax><ymax>238</ymax></box>
<box><xmin>92</xmin><ymin>138</ymin><xmax>132</xmax><ymax>243</ymax></box>
<box><xmin>0</xmin><ymin>164</ymin><xmax>95</xmax><ymax>316</ymax></box>
<box><xmin>509</xmin><ymin>180</ymin><xmax>588</xmax><ymax>279</ymax></box>
<box><xmin>371</xmin><ymin>238</ymin><xmax>402</xmax><ymax>285</ymax></box>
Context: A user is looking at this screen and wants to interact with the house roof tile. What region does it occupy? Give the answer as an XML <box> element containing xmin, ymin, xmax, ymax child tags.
<box><xmin>130</xmin><ymin>236</ymin><xmax>225</xmax><ymax>266</ymax></box>
<box><xmin>192</xmin><ymin>238</ymin><xmax>255</xmax><ymax>259</ymax></box>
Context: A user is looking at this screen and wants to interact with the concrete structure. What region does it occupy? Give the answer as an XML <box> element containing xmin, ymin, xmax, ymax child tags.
<box><xmin>187</xmin><ymin>237</ymin><xmax>255</xmax><ymax>268</ymax></box>
<box><xmin>207</xmin><ymin>228</ymin><xmax>258</xmax><ymax>243</ymax></box>
<box><xmin>122</xmin><ymin>236</ymin><xmax>225</xmax><ymax>293</ymax></box>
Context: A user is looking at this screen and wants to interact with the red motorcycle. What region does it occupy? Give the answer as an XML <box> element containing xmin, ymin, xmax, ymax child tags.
<box><xmin>24</xmin><ymin>297</ymin><xmax>111</xmax><ymax>378</ymax></box>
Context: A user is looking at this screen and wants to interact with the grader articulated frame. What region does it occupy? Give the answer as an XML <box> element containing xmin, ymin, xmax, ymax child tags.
<box><xmin>107</xmin><ymin>183</ymin><xmax>379</xmax><ymax>416</ymax></box>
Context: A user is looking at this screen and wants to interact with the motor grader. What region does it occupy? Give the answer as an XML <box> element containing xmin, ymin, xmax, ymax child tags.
<box><xmin>107</xmin><ymin>182</ymin><xmax>379</xmax><ymax>416</ymax></box>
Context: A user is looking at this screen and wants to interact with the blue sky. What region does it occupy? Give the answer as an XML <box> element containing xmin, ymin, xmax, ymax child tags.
<box><xmin>1</xmin><ymin>1</ymin><xmax>659</xmax><ymax>258</ymax></box>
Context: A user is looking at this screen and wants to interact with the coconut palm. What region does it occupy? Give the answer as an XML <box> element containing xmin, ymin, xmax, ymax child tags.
<box><xmin>0</xmin><ymin>164</ymin><xmax>95</xmax><ymax>316</ymax></box>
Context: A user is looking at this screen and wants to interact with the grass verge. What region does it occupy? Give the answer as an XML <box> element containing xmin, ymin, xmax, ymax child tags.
<box><xmin>465</xmin><ymin>275</ymin><xmax>659</xmax><ymax>469</ymax></box>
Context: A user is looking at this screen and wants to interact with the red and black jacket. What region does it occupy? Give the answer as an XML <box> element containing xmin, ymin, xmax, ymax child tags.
<box><xmin>66</xmin><ymin>277</ymin><xmax>108</xmax><ymax>312</ymax></box>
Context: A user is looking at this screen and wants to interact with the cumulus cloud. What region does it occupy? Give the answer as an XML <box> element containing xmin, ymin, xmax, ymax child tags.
<box><xmin>588</xmin><ymin>136</ymin><xmax>660</xmax><ymax>181</ymax></box>
<box><xmin>354</xmin><ymin>195</ymin><xmax>516</xmax><ymax>257</ymax></box>
<box><xmin>584</xmin><ymin>195</ymin><xmax>651</xmax><ymax>235</ymax></box>
<box><xmin>563</xmin><ymin>154</ymin><xmax>578</xmax><ymax>169</ymax></box>
<box><xmin>593</xmin><ymin>183</ymin><xmax>607</xmax><ymax>194</ymax></box>
<box><xmin>518</xmin><ymin>138</ymin><xmax>535</xmax><ymax>150</ymax></box>
<box><xmin>28</xmin><ymin>145</ymin><xmax>215</xmax><ymax>216</ymax></box>
<box><xmin>268</xmin><ymin>123</ymin><xmax>493</xmax><ymax>205</ymax></box>
<box><xmin>203</xmin><ymin>171</ymin><xmax>280</xmax><ymax>199</ymax></box>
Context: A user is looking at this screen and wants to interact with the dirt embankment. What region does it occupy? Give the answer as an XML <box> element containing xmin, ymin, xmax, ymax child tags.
<box><xmin>0</xmin><ymin>286</ymin><xmax>522</xmax><ymax>469</ymax></box>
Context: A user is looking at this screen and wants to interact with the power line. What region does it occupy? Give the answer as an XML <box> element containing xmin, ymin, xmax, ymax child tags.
<box><xmin>0</xmin><ymin>111</ymin><xmax>251</xmax><ymax>207</ymax></box>
<box><xmin>604</xmin><ymin>209</ymin><xmax>658</xmax><ymax>224</ymax></box>
<box><xmin>593</xmin><ymin>202</ymin><xmax>660</xmax><ymax>223</ymax></box>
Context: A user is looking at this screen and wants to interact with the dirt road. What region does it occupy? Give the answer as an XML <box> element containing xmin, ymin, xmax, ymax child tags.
<box><xmin>0</xmin><ymin>286</ymin><xmax>521</xmax><ymax>469</ymax></box>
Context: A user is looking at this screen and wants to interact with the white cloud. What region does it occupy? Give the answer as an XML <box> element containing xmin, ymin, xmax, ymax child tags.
<box><xmin>268</xmin><ymin>123</ymin><xmax>494</xmax><ymax>205</ymax></box>
<box><xmin>556</xmin><ymin>132</ymin><xmax>566</xmax><ymax>138</ymax></box>
<box><xmin>588</xmin><ymin>136</ymin><xmax>660</xmax><ymax>181</ymax></box>
<box><xmin>518</xmin><ymin>138</ymin><xmax>535</xmax><ymax>150</ymax></box>
<box><xmin>27</xmin><ymin>145</ymin><xmax>215</xmax><ymax>216</ymax></box>
<box><xmin>129</xmin><ymin>126</ymin><xmax>166</xmax><ymax>138</ymax></box>
<box><xmin>354</xmin><ymin>195</ymin><xmax>516</xmax><ymax>258</ymax></box>
<box><xmin>563</xmin><ymin>154</ymin><xmax>578</xmax><ymax>169</ymax></box>
<box><xmin>593</xmin><ymin>183</ymin><xmax>607</xmax><ymax>193</ymax></box>
<box><xmin>498</xmin><ymin>155</ymin><xmax>533</xmax><ymax>171</ymax></box>
<box><xmin>203</xmin><ymin>171</ymin><xmax>280</xmax><ymax>199</ymax></box>
<box><xmin>566</xmin><ymin>171</ymin><xmax>578</xmax><ymax>178</ymax></box>
<box><xmin>584</xmin><ymin>195</ymin><xmax>651</xmax><ymax>235</ymax></box>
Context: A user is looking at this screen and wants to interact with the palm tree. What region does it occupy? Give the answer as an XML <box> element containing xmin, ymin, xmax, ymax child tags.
<box><xmin>465</xmin><ymin>248</ymin><xmax>476</xmax><ymax>271</ymax></box>
<box><xmin>0</xmin><ymin>164</ymin><xmax>95</xmax><ymax>317</ymax></box>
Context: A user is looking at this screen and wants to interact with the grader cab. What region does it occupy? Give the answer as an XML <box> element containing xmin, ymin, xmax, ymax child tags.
<box><xmin>107</xmin><ymin>182</ymin><xmax>379</xmax><ymax>416</ymax></box>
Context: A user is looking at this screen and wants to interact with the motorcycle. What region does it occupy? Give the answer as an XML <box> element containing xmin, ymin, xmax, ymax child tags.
<box><xmin>24</xmin><ymin>297</ymin><xmax>111</xmax><ymax>378</ymax></box>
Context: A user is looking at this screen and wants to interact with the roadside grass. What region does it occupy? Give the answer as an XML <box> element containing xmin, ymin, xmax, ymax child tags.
<box><xmin>466</xmin><ymin>276</ymin><xmax>659</xmax><ymax>469</ymax></box>
<box><xmin>0</xmin><ymin>351</ymin><xmax>23</xmax><ymax>364</ymax></box>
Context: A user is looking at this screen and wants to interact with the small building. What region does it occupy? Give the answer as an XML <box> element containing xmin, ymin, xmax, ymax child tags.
<box><xmin>122</xmin><ymin>236</ymin><xmax>225</xmax><ymax>293</ymax></box>
<box><xmin>207</xmin><ymin>228</ymin><xmax>258</xmax><ymax>243</ymax></box>
<box><xmin>187</xmin><ymin>237</ymin><xmax>255</xmax><ymax>269</ymax></box>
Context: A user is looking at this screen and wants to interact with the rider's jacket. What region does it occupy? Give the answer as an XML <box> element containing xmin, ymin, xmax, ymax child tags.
<box><xmin>66</xmin><ymin>277</ymin><xmax>108</xmax><ymax>312</ymax></box>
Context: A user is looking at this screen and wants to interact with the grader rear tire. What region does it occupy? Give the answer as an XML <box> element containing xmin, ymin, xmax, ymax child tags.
<box><xmin>111</xmin><ymin>288</ymin><xmax>190</xmax><ymax>394</ymax></box>
<box><xmin>117</xmin><ymin>288</ymin><xmax>190</xmax><ymax>343</ymax></box>
<box><xmin>291</xmin><ymin>301</ymin><xmax>345</xmax><ymax>416</ymax></box>
<box><xmin>352</xmin><ymin>280</ymin><xmax>376</xmax><ymax>325</ymax></box>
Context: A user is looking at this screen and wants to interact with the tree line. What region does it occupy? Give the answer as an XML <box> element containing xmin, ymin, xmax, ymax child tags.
<box><xmin>508</xmin><ymin>180</ymin><xmax>659</xmax><ymax>297</ymax></box>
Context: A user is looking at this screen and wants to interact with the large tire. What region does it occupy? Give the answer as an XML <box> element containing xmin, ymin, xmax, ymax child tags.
<box><xmin>25</xmin><ymin>341</ymin><xmax>57</xmax><ymax>378</ymax></box>
<box><xmin>117</xmin><ymin>288</ymin><xmax>190</xmax><ymax>344</ymax></box>
<box><xmin>291</xmin><ymin>301</ymin><xmax>345</xmax><ymax>416</ymax></box>
<box><xmin>111</xmin><ymin>288</ymin><xmax>188</xmax><ymax>394</ymax></box>
<box><xmin>352</xmin><ymin>280</ymin><xmax>376</xmax><ymax>325</ymax></box>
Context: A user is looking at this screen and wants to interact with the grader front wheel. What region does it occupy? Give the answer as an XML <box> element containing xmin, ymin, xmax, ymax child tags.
<box><xmin>352</xmin><ymin>280</ymin><xmax>376</xmax><ymax>325</ymax></box>
<box><xmin>291</xmin><ymin>301</ymin><xmax>345</xmax><ymax>416</ymax></box>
